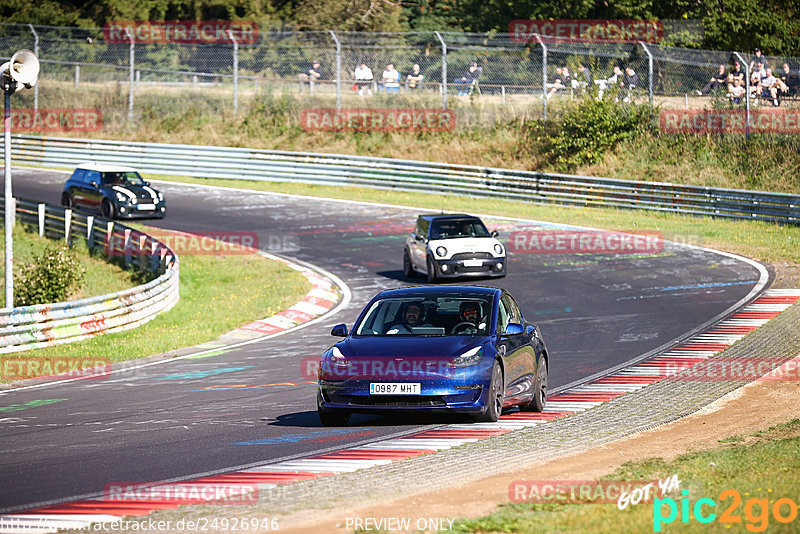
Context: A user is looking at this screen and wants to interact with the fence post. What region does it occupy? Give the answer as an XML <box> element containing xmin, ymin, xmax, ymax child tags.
<box><xmin>734</xmin><ymin>52</ymin><xmax>750</xmax><ymax>141</ymax></box>
<box><xmin>124</xmin><ymin>228</ymin><xmax>132</xmax><ymax>266</ymax></box>
<box><xmin>639</xmin><ymin>42</ymin><xmax>654</xmax><ymax>125</ymax></box>
<box><xmin>86</xmin><ymin>215</ymin><xmax>94</xmax><ymax>249</ymax></box>
<box><xmin>64</xmin><ymin>208</ymin><xmax>72</xmax><ymax>244</ymax></box>
<box><xmin>434</xmin><ymin>31</ymin><xmax>447</xmax><ymax>110</ymax></box>
<box><xmin>28</xmin><ymin>24</ymin><xmax>39</xmax><ymax>112</ymax></box>
<box><xmin>125</xmin><ymin>28</ymin><xmax>135</xmax><ymax>121</ymax></box>
<box><xmin>227</xmin><ymin>30</ymin><xmax>239</xmax><ymax>113</ymax></box>
<box><xmin>75</xmin><ymin>65</ymin><xmax>80</xmax><ymax>88</ymax></box>
<box><xmin>38</xmin><ymin>203</ymin><xmax>45</xmax><ymax>237</ymax></box>
<box><xmin>329</xmin><ymin>30</ymin><xmax>341</xmax><ymax>110</ymax></box>
<box><xmin>534</xmin><ymin>34</ymin><xmax>547</xmax><ymax>119</ymax></box>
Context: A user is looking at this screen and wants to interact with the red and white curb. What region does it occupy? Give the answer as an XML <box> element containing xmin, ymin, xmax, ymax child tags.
<box><xmin>2</xmin><ymin>289</ymin><xmax>798</xmax><ymax>533</ymax></box>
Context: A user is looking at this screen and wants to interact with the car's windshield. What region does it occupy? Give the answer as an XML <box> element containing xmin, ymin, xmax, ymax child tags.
<box><xmin>430</xmin><ymin>218</ymin><xmax>490</xmax><ymax>240</ymax></box>
<box><xmin>355</xmin><ymin>296</ymin><xmax>492</xmax><ymax>336</ymax></box>
<box><xmin>102</xmin><ymin>171</ymin><xmax>145</xmax><ymax>186</ymax></box>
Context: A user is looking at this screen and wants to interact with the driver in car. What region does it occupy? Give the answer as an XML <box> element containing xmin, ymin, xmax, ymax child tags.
<box><xmin>452</xmin><ymin>301</ymin><xmax>484</xmax><ymax>334</ymax></box>
<box><xmin>386</xmin><ymin>302</ymin><xmax>428</xmax><ymax>334</ymax></box>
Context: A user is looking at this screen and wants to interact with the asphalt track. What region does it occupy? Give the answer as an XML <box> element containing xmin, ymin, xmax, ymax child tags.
<box><xmin>0</xmin><ymin>167</ymin><xmax>768</xmax><ymax>512</ymax></box>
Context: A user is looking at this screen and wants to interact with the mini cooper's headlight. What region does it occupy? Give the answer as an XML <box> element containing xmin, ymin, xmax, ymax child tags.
<box><xmin>494</xmin><ymin>243</ymin><xmax>504</xmax><ymax>255</ymax></box>
<box><xmin>158</xmin><ymin>192</ymin><xmax>164</xmax><ymax>201</ymax></box>
<box><xmin>115</xmin><ymin>192</ymin><xmax>126</xmax><ymax>202</ymax></box>
<box><xmin>445</xmin><ymin>346</ymin><xmax>484</xmax><ymax>368</ymax></box>
<box><xmin>436</xmin><ymin>246</ymin><xmax>447</xmax><ymax>257</ymax></box>
<box><xmin>131</xmin><ymin>197</ymin><xmax>137</xmax><ymax>205</ymax></box>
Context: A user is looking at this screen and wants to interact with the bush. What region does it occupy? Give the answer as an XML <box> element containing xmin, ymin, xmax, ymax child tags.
<box><xmin>14</xmin><ymin>244</ymin><xmax>85</xmax><ymax>307</ymax></box>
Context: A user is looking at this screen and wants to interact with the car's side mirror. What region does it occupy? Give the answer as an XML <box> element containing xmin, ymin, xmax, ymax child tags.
<box><xmin>491</xmin><ymin>230</ymin><xmax>499</xmax><ymax>237</ymax></box>
<box><xmin>330</xmin><ymin>324</ymin><xmax>348</xmax><ymax>337</ymax></box>
<box><xmin>89</xmin><ymin>181</ymin><xmax>98</xmax><ymax>187</ymax></box>
<box><xmin>503</xmin><ymin>323</ymin><xmax>524</xmax><ymax>336</ymax></box>
<box><xmin>145</xmin><ymin>181</ymin><xmax>151</xmax><ymax>186</ymax></box>
<box><xmin>414</xmin><ymin>234</ymin><xmax>425</xmax><ymax>242</ymax></box>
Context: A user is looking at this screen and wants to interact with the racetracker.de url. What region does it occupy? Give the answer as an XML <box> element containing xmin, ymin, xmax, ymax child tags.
<box><xmin>55</xmin><ymin>516</ymin><xmax>280</xmax><ymax>531</ymax></box>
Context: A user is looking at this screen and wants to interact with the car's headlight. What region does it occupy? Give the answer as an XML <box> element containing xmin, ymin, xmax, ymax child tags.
<box><xmin>446</xmin><ymin>346</ymin><xmax>484</xmax><ymax>368</ymax></box>
<box><xmin>436</xmin><ymin>246</ymin><xmax>447</xmax><ymax>257</ymax></box>
<box><xmin>158</xmin><ymin>192</ymin><xmax>164</xmax><ymax>201</ymax></box>
<box><xmin>328</xmin><ymin>346</ymin><xmax>352</xmax><ymax>368</ymax></box>
<box><xmin>494</xmin><ymin>243</ymin><xmax>504</xmax><ymax>255</ymax></box>
<box><xmin>131</xmin><ymin>197</ymin><xmax>137</xmax><ymax>205</ymax></box>
<box><xmin>115</xmin><ymin>192</ymin><xmax>126</xmax><ymax>202</ymax></box>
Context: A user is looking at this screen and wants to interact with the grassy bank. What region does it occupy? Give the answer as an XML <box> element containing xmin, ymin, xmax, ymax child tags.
<box><xmin>37</xmin><ymin>84</ymin><xmax>800</xmax><ymax>194</ymax></box>
<box><xmin>0</xmin><ymin>224</ymin><xmax>138</xmax><ymax>308</ymax></box>
<box><xmin>454</xmin><ymin>419</ymin><xmax>800</xmax><ymax>533</ymax></box>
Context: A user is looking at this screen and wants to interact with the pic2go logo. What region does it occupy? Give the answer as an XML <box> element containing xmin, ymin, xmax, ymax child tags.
<box><xmin>654</xmin><ymin>489</ymin><xmax>799</xmax><ymax>532</ymax></box>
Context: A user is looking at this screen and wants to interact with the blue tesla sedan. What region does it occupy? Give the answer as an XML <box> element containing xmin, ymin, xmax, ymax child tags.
<box><xmin>317</xmin><ymin>286</ymin><xmax>549</xmax><ymax>425</ymax></box>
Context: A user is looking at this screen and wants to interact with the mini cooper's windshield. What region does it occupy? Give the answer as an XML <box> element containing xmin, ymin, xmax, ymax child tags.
<box><xmin>430</xmin><ymin>218</ymin><xmax>490</xmax><ymax>240</ymax></box>
<box><xmin>102</xmin><ymin>171</ymin><xmax>146</xmax><ymax>186</ymax></box>
<box><xmin>355</xmin><ymin>296</ymin><xmax>492</xmax><ymax>336</ymax></box>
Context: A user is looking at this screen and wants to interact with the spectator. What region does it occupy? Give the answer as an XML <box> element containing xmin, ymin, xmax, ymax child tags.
<box><xmin>728</xmin><ymin>76</ymin><xmax>745</xmax><ymax>104</ymax></box>
<box><xmin>750</xmin><ymin>48</ymin><xmax>768</xmax><ymax>71</ymax></box>
<box><xmin>406</xmin><ymin>64</ymin><xmax>424</xmax><ymax>90</ymax></box>
<box><xmin>595</xmin><ymin>65</ymin><xmax>623</xmax><ymax>99</ymax></box>
<box><xmin>697</xmin><ymin>64</ymin><xmax>727</xmax><ymax>95</ymax></box>
<box><xmin>730</xmin><ymin>61</ymin><xmax>745</xmax><ymax>84</ymax></box>
<box><xmin>621</xmin><ymin>66</ymin><xmax>639</xmax><ymax>102</ymax></box>
<box><xmin>571</xmin><ymin>63</ymin><xmax>593</xmax><ymax>93</ymax></box>
<box><xmin>298</xmin><ymin>60</ymin><xmax>322</xmax><ymax>92</ymax></box>
<box><xmin>353</xmin><ymin>62</ymin><xmax>374</xmax><ymax>96</ymax></box>
<box><xmin>749</xmin><ymin>61</ymin><xmax>767</xmax><ymax>100</ymax></box>
<box><xmin>456</xmin><ymin>62</ymin><xmax>482</xmax><ymax>96</ymax></box>
<box><xmin>778</xmin><ymin>63</ymin><xmax>799</xmax><ymax>96</ymax></box>
<box><xmin>761</xmin><ymin>68</ymin><xmax>780</xmax><ymax>106</ymax></box>
<box><xmin>381</xmin><ymin>63</ymin><xmax>400</xmax><ymax>92</ymax></box>
<box><xmin>546</xmin><ymin>67</ymin><xmax>567</xmax><ymax>99</ymax></box>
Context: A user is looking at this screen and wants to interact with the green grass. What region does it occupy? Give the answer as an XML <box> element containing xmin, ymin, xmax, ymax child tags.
<box><xmin>144</xmin><ymin>173</ymin><xmax>800</xmax><ymax>265</ymax></box>
<box><xmin>452</xmin><ymin>419</ymin><xmax>800</xmax><ymax>533</ymax></box>
<box><xmin>0</xmin><ymin>224</ymin><xmax>138</xmax><ymax>308</ymax></box>
<box><xmin>13</xmin><ymin>246</ymin><xmax>311</xmax><ymax>363</ymax></box>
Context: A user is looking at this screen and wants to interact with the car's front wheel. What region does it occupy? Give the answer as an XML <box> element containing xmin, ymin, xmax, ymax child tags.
<box><xmin>522</xmin><ymin>358</ymin><xmax>547</xmax><ymax>412</ymax></box>
<box><xmin>426</xmin><ymin>256</ymin><xmax>438</xmax><ymax>284</ymax></box>
<box><xmin>475</xmin><ymin>360</ymin><xmax>503</xmax><ymax>422</ymax></box>
<box><xmin>318</xmin><ymin>407</ymin><xmax>351</xmax><ymax>427</ymax></box>
<box><xmin>61</xmin><ymin>192</ymin><xmax>73</xmax><ymax>208</ymax></box>
<box><xmin>101</xmin><ymin>199</ymin><xmax>116</xmax><ymax>220</ymax></box>
<box><xmin>403</xmin><ymin>249</ymin><xmax>415</xmax><ymax>278</ymax></box>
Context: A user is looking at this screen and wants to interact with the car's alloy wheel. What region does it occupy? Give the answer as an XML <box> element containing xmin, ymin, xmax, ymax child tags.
<box><xmin>403</xmin><ymin>249</ymin><xmax>415</xmax><ymax>278</ymax></box>
<box><xmin>523</xmin><ymin>358</ymin><xmax>548</xmax><ymax>412</ymax></box>
<box><xmin>61</xmin><ymin>192</ymin><xmax>73</xmax><ymax>208</ymax></box>
<box><xmin>476</xmin><ymin>360</ymin><xmax>503</xmax><ymax>422</ymax></box>
<box><xmin>101</xmin><ymin>199</ymin><xmax>116</xmax><ymax>220</ymax></box>
<box><xmin>426</xmin><ymin>256</ymin><xmax>437</xmax><ymax>283</ymax></box>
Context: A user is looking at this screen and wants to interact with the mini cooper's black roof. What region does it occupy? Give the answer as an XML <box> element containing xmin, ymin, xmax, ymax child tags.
<box><xmin>418</xmin><ymin>214</ymin><xmax>481</xmax><ymax>222</ymax></box>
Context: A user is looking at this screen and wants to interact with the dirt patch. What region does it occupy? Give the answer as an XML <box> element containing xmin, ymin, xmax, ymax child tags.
<box><xmin>279</xmin><ymin>365</ymin><xmax>800</xmax><ymax>533</ymax></box>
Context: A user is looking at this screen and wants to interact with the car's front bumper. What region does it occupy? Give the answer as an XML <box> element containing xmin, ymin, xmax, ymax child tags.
<box><xmin>433</xmin><ymin>256</ymin><xmax>506</xmax><ymax>278</ymax></box>
<box><xmin>116</xmin><ymin>203</ymin><xmax>167</xmax><ymax>219</ymax></box>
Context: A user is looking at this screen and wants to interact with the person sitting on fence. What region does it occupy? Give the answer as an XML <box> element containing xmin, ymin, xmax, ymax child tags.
<box><xmin>381</xmin><ymin>63</ymin><xmax>400</xmax><ymax>92</ymax></box>
<box><xmin>546</xmin><ymin>67</ymin><xmax>568</xmax><ymax>99</ymax></box>
<box><xmin>619</xmin><ymin>66</ymin><xmax>639</xmax><ymax>102</ymax></box>
<box><xmin>761</xmin><ymin>68</ymin><xmax>780</xmax><ymax>106</ymax></box>
<box><xmin>298</xmin><ymin>60</ymin><xmax>322</xmax><ymax>92</ymax></box>
<box><xmin>697</xmin><ymin>64</ymin><xmax>727</xmax><ymax>95</ymax></box>
<box><xmin>730</xmin><ymin>61</ymin><xmax>745</xmax><ymax>84</ymax></box>
<box><xmin>571</xmin><ymin>63</ymin><xmax>593</xmax><ymax>94</ymax></box>
<box><xmin>778</xmin><ymin>63</ymin><xmax>798</xmax><ymax>97</ymax></box>
<box><xmin>728</xmin><ymin>76</ymin><xmax>746</xmax><ymax>104</ymax></box>
<box><xmin>595</xmin><ymin>65</ymin><xmax>623</xmax><ymax>99</ymax></box>
<box><xmin>354</xmin><ymin>62</ymin><xmax>374</xmax><ymax>96</ymax></box>
<box><xmin>406</xmin><ymin>64</ymin><xmax>424</xmax><ymax>90</ymax></box>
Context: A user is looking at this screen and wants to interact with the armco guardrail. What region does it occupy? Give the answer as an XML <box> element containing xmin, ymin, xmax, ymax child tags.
<box><xmin>3</xmin><ymin>135</ymin><xmax>799</xmax><ymax>224</ymax></box>
<box><xmin>0</xmin><ymin>197</ymin><xmax>179</xmax><ymax>354</ymax></box>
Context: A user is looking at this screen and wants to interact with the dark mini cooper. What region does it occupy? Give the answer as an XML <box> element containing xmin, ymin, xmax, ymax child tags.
<box><xmin>62</xmin><ymin>163</ymin><xmax>166</xmax><ymax>220</ymax></box>
<box><xmin>317</xmin><ymin>286</ymin><xmax>549</xmax><ymax>425</ymax></box>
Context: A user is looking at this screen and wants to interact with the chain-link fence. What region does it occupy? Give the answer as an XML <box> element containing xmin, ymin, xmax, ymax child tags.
<box><xmin>2</xmin><ymin>23</ymin><xmax>799</xmax><ymax>133</ymax></box>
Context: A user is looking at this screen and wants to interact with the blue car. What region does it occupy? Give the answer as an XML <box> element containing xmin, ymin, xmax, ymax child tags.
<box><xmin>317</xmin><ymin>286</ymin><xmax>549</xmax><ymax>426</ymax></box>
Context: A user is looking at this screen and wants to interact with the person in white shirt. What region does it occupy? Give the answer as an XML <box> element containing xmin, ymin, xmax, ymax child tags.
<box><xmin>761</xmin><ymin>68</ymin><xmax>780</xmax><ymax>106</ymax></box>
<box><xmin>382</xmin><ymin>64</ymin><xmax>400</xmax><ymax>92</ymax></box>
<box><xmin>354</xmin><ymin>62</ymin><xmax>374</xmax><ymax>96</ymax></box>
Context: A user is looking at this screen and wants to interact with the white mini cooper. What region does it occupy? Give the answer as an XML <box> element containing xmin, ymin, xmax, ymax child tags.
<box><xmin>403</xmin><ymin>214</ymin><xmax>506</xmax><ymax>283</ymax></box>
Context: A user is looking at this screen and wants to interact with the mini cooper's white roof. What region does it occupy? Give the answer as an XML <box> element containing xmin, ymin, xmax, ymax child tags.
<box><xmin>74</xmin><ymin>162</ymin><xmax>140</xmax><ymax>173</ymax></box>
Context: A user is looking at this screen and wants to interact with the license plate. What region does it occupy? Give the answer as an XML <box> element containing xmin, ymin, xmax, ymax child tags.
<box><xmin>462</xmin><ymin>259</ymin><xmax>483</xmax><ymax>267</ymax></box>
<box><xmin>137</xmin><ymin>204</ymin><xmax>155</xmax><ymax>210</ymax></box>
<box><xmin>370</xmin><ymin>383</ymin><xmax>421</xmax><ymax>395</ymax></box>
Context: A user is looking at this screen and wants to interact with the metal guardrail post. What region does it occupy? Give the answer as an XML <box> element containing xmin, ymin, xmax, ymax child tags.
<box><xmin>734</xmin><ymin>52</ymin><xmax>750</xmax><ymax>141</ymax></box>
<box><xmin>125</xmin><ymin>28</ymin><xmax>134</xmax><ymax>121</ymax></box>
<box><xmin>64</xmin><ymin>208</ymin><xmax>72</xmax><ymax>243</ymax></box>
<box><xmin>28</xmin><ymin>24</ymin><xmax>39</xmax><ymax>112</ymax></box>
<box><xmin>86</xmin><ymin>215</ymin><xmax>94</xmax><ymax>249</ymax></box>
<box><xmin>38</xmin><ymin>203</ymin><xmax>45</xmax><ymax>236</ymax></box>
<box><xmin>640</xmin><ymin>42</ymin><xmax>654</xmax><ymax>125</ymax></box>
<box><xmin>534</xmin><ymin>34</ymin><xmax>547</xmax><ymax>119</ymax></box>
<box><xmin>329</xmin><ymin>31</ymin><xmax>341</xmax><ymax>111</ymax></box>
<box><xmin>434</xmin><ymin>32</ymin><xmax>447</xmax><ymax>110</ymax></box>
<box><xmin>227</xmin><ymin>30</ymin><xmax>239</xmax><ymax>113</ymax></box>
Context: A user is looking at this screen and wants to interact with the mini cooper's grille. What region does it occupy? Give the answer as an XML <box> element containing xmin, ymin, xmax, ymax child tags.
<box><xmin>451</xmin><ymin>252</ymin><xmax>493</xmax><ymax>261</ymax></box>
